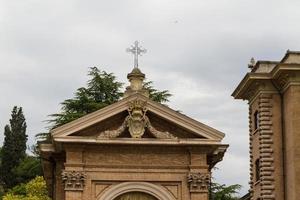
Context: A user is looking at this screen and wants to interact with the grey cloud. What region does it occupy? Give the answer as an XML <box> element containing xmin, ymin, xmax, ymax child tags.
<box><xmin>1</xmin><ymin>0</ymin><xmax>300</xmax><ymax>195</ymax></box>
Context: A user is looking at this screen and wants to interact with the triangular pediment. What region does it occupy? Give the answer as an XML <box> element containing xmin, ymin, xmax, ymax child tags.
<box><xmin>51</xmin><ymin>93</ymin><xmax>225</xmax><ymax>142</ymax></box>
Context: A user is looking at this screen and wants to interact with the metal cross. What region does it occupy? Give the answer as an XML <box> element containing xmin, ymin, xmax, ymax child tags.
<box><xmin>126</xmin><ymin>41</ymin><xmax>147</xmax><ymax>68</ymax></box>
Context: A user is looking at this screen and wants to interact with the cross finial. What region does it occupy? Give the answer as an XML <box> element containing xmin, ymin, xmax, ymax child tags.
<box><xmin>126</xmin><ymin>41</ymin><xmax>147</xmax><ymax>68</ymax></box>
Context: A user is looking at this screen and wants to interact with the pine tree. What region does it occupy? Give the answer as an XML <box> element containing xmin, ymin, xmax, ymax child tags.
<box><xmin>210</xmin><ymin>182</ymin><xmax>241</xmax><ymax>200</ymax></box>
<box><xmin>0</xmin><ymin>106</ymin><xmax>27</xmax><ymax>189</ymax></box>
<box><xmin>47</xmin><ymin>67</ymin><xmax>171</xmax><ymax>129</ymax></box>
<box><xmin>36</xmin><ymin>67</ymin><xmax>172</xmax><ymax>141</ymax></box>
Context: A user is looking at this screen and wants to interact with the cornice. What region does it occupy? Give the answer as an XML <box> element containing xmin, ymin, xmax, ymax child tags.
<box><xmin>51</xmin><ymin>95</ymin><xmax>135</xmax><ymax>137</ymax></box>
<box><xmin>233</xmin><ymin>63</ymin><xmax>300</xmax><ymax>100</ymax></box>
<box><xmin>146</xmin><ymin>99</ymin><xmax>225</xmax><ymax>140</ymax></box>
<box><xmin>272</xmin><ymin>63</ymin><xmax>300</xmax><ymax>74</ymax></box>
<box><xmin>39</xmin><ymin>143</ymin><xmax>55</xmax><ymax>153</ymax></box>
<box><xmin>232</xmin><ymin>73</ymin><xmax>273</xmax><ymax>100</ymax></box>
<box><xmin>53</xmin><ymin>136</ymin><xmax>226</xmax><ymax>146</ymax></box>
<box><xmin>51</xmin><ymin>137</ymin><xmax>228</xmax><ymax>158</ymax></box>
<box><xmin>206</xmin><ymin>145</ymin><xmax>228</xmax><ymax>169</ymax></box>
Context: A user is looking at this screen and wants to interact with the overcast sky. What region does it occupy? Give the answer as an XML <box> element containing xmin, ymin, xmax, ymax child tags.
<box><xmin>1</xmin><ymin>0</ymin><xmax>300</xmax><ymax>196</ymax></box>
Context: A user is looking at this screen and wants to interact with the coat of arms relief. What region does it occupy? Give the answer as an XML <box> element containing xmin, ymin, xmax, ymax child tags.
<box><xmin>98</xmin><ymin>99</ymin><xmax>176</xmax><ymax>139</ymax></box>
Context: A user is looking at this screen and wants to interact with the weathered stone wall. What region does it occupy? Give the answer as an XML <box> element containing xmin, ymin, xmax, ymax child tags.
<box><xmin>249</xmin><ymin>92</ymin><xmax>284</xmax><ymax>200</ymax></box>
<box><xmin>249</xmin><ymin>97</ymin><xmax>259</xmax><ymax>200</ymax></box>
<box><xmin>283</xmin><ymin>85</ymin><xmax>300</xmax><ymax>200</ymax></box>
<box><xmin>59</xmin><ymin>145</ymin><xmax>211</xmax><ymax>200</ymax></box>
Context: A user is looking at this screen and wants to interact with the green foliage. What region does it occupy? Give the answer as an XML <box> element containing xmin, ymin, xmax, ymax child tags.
<box><xmin>0</xmin><ymin>147</ymin><xmax>2</xmax><ymax>173</ymax></box>
<box><xmin>3</xmin><ymin>193</ymin><xmax>24</xmax><ymax>200</ymax></box>
<box><xmin>143</xmin><ymin>81</ymin><xmax>172</xmax><ymax>104</ymax></box>
<box><xmin>36</xmin><ymin>67</ymin><xmax>171</xmax><ymax>141</ymax></box>
<box><xmin>48</xmin><ymin>67</ymin><xmax>124</xmax><ymax>129</ymax></box>
<box><xmin>0</xmin><ymin>108</ymin><xmax>40</xmax><ymax>195</ymax></box>
<box><xmin>0</xmin><ymin>106</ymin><xmax>27</xmax><ymax>189</ymax></box>
<box><xmin>25</xmin><ymin>176</ymin><xmax>49</xmax><ymax>199</ymax></box>
<box><xmin>210</xmin><ymin>182</ymin><xmax>242</xmax><ymax>200</ymax></box>
<box><xmin>13</xmin><ymin>156</ymin><xmax>43</xmax><ymax>184</ymax></box>
<box><xmin>8</xmin><ymin>184</ymin><xmax>26</xmax><ymax>196</ymax></box>
<box><xmin>3</xmin><ymin>176</ymin><xmax>50</xmax><ymax>200</ymax></box>
<box><xmin>0</xmin><ymin>184</ymin><xmax>4</xmax><ymax>200</ymax></box>
<box><xmin>34</xmin><ymin>133</ymin><xmax>52</xmax><ymax>143</ymax></box>
<box><xmin>9</xmin><ymin>107</ymin><xmax>27</xmax><ymax>159</ymax></box>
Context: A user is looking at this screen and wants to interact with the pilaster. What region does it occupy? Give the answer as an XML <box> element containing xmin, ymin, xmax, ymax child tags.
<box><xmin>64</xmin><ymin>145</ymin><xmax>86</xmax><ymax>200</ymax></box>
<box><xmin>188</xmin><ymin>149</ymin><xmax>210</xmax><ymax>200</ymax></box>
<box><xmin>283</xmin><ymin>84</ymin><xmax>300</xmax><ymax>200</ymax></box>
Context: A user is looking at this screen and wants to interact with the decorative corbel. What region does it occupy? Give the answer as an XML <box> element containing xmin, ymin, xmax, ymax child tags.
<box><xmin>61</xmin><ymin>170</ymin><xmax>86</xmax><ymax>191</ymax></box>
<box><xmin>187</xmin><ymin>172</ymin><xmax>211</xmax><ymax>193</ymax></box>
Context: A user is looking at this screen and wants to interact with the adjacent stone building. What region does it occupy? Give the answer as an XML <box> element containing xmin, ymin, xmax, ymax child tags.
<box><xmin>40</xmin><ymin>66</ymin><xmax>228</xmax><ymax>200</ymax></box>
<box><xmin>233</xmin><ymin>51</ymin><xmax>300</xmax><ymax>200</ymax></box>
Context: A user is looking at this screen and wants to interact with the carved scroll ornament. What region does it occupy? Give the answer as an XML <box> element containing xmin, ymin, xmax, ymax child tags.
<box><xmin>61</xmin><ymin>170</ymin><xmax>86</xmax><ymax>191</ymax></box>
<box><xmin>98</xmin><ymin>99</ymin><xmax>177</xmax><ymax>139</ymax></box>
<box><xmin>187</xmin><ymin>172</ymin><xmax>210</xmax><ymax>192</ymax></box>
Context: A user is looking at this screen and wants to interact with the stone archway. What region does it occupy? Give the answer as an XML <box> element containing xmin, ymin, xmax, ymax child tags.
<box><xmin>114</xmin><ymin>192</ymin><xmax>158</xmax><ymax>200</ymax></box>
<box><xmin>98</xmin><ymin>182</ymin><xmax>176</xmax><ymax>200</ymax></box>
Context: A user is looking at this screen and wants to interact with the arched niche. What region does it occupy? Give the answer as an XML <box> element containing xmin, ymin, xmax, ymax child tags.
<box><xmin>98</xmin><ymin>182</ymin><xmax>176</xmax><ymax>200</ymax></box>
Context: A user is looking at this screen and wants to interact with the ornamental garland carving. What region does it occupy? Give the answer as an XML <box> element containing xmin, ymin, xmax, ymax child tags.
<box><xmin>61</xmin><ymin>170</ymin><xmax>86</xmax><ymax>191</ymax></box>
<box><xmin>187</xmin><ymin>172</ymin><xmax>210</xmax><ymax>192</ymax></box>
<box><xmin>147</xmin><ymin>120</ymin><xmax>176</xmax><ymax>139</ymax></box>
<box><xmin>98</xmin><ymin>99</ymin><xmax>177</xmax><ymax>139</ymax></box>
<box><xmin>98</xmin><ymin>120</ymin><xmax>127</xmax><ymax>138</ymax></box>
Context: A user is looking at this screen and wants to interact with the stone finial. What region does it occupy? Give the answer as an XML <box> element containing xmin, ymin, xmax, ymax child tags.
<box><xmin>248</xmin><ymin>57</ymin><xmax>256</xmax><ymax>69</ymax></box>
<box><xmin>127</xmin><ymin>68</ymin><xmax>145</xmax><ymax>91</ymax></box>
<box><xmin>124</xmin><ymin>68</ymin><xmax>149</xmax><ymax>97</ymax></box>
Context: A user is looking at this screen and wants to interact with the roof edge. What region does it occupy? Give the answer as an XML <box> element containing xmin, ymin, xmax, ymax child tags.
<box><xmin>232</xmin><ymin>73</ymin><xmax>272</xmax><ymax>99</ymax></box>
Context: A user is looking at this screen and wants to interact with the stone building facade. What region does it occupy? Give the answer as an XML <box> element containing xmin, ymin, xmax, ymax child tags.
<box><xmin>40</xmin><ymin>67</ymin><xmax>228</xmax><ymax>200</ymax></box>
<box><xmin>233</xmin><ymin>51</ymin><xmax>300</xmax><ymax>200</ymax></box>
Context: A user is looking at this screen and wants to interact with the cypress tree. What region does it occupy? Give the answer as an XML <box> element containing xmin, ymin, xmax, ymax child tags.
<box><xmin>0</xmin><ymin>106</ymin><xmax>27</xmax><ymax>189</ymax></box>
